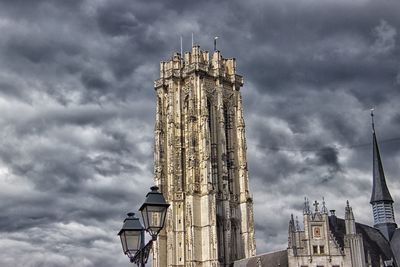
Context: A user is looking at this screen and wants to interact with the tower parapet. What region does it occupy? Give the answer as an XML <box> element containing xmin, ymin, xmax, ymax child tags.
<box><xmin>155</xmin><ymin>46</ymin><xmax>243</xmax><ymax>91</ymax></box>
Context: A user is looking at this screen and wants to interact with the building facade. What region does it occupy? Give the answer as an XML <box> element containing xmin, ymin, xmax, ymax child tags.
<box><xmin>236</xmin><ymin>198</ymin><xmax>398</xmax><ymax>267</ymax></box>
<box><xmin>234</xmin><ymin>116</ymin><xmax>400</xmax><ymax>267</ymax></box>
<box><xmin>287</xmin><ymin>199</ymin><xmax>364</xmax><ymax>267</ymax></box>
<box><xmin>153</xmin><ymin>46</ymin><xmax>256</xmax><ymax>267</ymax></box>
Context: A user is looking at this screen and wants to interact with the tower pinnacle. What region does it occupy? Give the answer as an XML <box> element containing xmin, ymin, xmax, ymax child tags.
<box><xmin>371</xmin><ymin>108</ymin><xmax>375</xmax><ymax>133</ymax></box>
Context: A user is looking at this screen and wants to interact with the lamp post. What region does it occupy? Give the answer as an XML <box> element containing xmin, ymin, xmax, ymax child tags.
<box><xmin>118</xmin><ymin>186</ymin><xmax>170</xmax><ymax>266</ymax></box>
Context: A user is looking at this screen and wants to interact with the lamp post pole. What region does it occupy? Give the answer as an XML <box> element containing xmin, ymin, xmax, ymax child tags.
<box><xmin>118</xmin><ymin>186</ymin><xmax>170</xmax><ymax>266</ymax></box>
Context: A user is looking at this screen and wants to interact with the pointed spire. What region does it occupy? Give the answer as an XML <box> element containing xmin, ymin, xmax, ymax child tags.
<box><xmin>321</xmin><ymin>197</ymin><xmax>328</xmax><ymax>214</ymax></box>
<box><xmin>370</xmin><ymin>110</ymin><xmax>393</xmax><ymax>203</ymax></box>
<box><xmin>289</xmin><ymin>214</ymin><xmax>295</xmax><ymax>233</ymax></box>
<box><xmin>345</xmin><ymin>200</ymin><xmax>354</xmax><ymax>221</ymax></box>
<box><xmin>295</xmin><ymin>216</ymin><xmax>301</xmax><ymax>231</ymax></box>
<box><xmin>303</xmin><ymin>197</ymin><xmax>311</xmax><ymax>214</ymax></box>
<box><xmin>345</xmin><ymin>200</ymin><xmax>356</xmax><ymax>234</ymax></box>
<box><xmin>371</xmin><ymin>108</ymin><xmax>375</xmax><ymax>133</ymax></box>
<box><xmin>369</xmin><ymin>110</ymin><xmax>397</xmax><ymax>240</ymax></box>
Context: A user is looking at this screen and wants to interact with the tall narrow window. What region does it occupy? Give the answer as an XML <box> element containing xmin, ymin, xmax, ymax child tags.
<box><xmin>217</xmin><ymin>219</ymin><xmax>225</xmax><ymax>264</ymax></box>
<box><xmin>231</xmin><ymin>221</ymin><xmax>238</xmax><ymax>260</ymax></box>
<box><xmin>208</xmin><ymin>99</ymin><xmax>219</xmax><ymax>191</ymax></box>
<box><xmin>224</xmin><ymin>104</ymin><xmax>235</xmax><ymax>194</ymax></box>
<box><xmin>181</xmin><ymin>96</ymin><xmax>189</xmax><ymax>192</ymax></box>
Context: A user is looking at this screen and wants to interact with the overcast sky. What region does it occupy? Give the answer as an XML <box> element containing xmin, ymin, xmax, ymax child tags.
<box><xmin>0</xmin><ymin>0</ymin><xmax>399</xmax><ymax>266</ymax></box>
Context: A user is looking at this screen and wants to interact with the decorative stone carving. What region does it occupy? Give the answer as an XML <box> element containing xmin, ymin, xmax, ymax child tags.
<box><xmin>153</xmin><ymin>47</ymin><xmax>255</xmax><ymax>267</ymax></box>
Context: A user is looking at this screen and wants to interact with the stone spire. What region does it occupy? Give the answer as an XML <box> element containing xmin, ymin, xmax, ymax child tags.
<box><xmin>344</xmin><ymin>201</ymin><xmax>366</xmax><ymax>267</ymax></box>
<box><xmin>303</xmin><ymin>197</ymin><xmax>311</xmax><ymax>215</ymax></box>
<box><xmin>369</xmin><ymin>110</ymin><xmax>397</xmax><ymax>241</ymax></box>
<box><xmin>289</xmin><ymin>214</ymin><xmax>295</xmax><ymax>232</ymax></box>
<box><xmin>295</xmin><ymin>216</ymin><xmax>301</xmax><ymax>231</ymax></box>
<box><xmin>345</xmin><ymin>200</ymin><xmax>356</xmax><ymax>235</ymax></box>
<box><xmin>321</xmin><ymin>197</ymin><xmax>328</xmax><ymax>214</ymax></box>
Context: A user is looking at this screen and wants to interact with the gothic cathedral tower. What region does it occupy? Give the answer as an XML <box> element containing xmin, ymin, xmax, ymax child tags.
<box><xmin>152</xmin><ymin>46</ymin><xmax>256</xmax><ymax>267</ymax></box>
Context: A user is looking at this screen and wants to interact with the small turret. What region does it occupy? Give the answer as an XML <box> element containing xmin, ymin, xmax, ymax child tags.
<box><xmin>344</xmin><ymin>201</ymin><xmax>366</xmax><ymax>267</ymax></box>
<box><xmin>289</xmin><ymin>214</ymin><xmax>295</xmax><ymax>233</ymax></box>
<box><xmin>303</xmin><ymin>197</ymin><xmax>311</xmax><ymax>215</ymax></box>
<box><xmin>345</xmin><ymin>200</ymin><xmax>356</xmax><ymax>235</ymax></box>
<box><xmin>321</xmin><ymin>197</ymin><xmax>328</xmax><ymax>214</ymax></box>
<box><xmin>288</xmin><ymin>214</ymin><xmax>295</xmax><ymax>248</ymax></box>
<box><xmin>295</xmin><ymin>216</ymin><xmax>301</xmax><ymax>231</ymax></box>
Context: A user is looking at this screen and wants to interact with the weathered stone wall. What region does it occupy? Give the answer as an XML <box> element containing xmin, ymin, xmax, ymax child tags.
<box><xmin>153</xmin><ymin>46</ymin><xmax>256</xmax><ymax>267</ymax></box>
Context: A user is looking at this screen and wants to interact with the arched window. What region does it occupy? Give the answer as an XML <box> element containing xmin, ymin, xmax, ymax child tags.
<box><xmin>223</xmin><ymin>104</ymin><xmax>235</xmax><ymax>194</ymax></box>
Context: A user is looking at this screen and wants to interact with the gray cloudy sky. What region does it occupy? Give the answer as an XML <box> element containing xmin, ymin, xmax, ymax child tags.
<box><xmin>0</xmin><ymin>0</ymin><xmax>399</xmax><ymax>266</ymax></box>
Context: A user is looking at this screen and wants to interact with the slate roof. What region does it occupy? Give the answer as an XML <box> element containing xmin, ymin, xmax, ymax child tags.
<box><xmin>371</xmin><ymin>131</ymin><xmax>393</xmax><ymax>203</ymax></box>
<box><xmin>329</xmin><ymin>216</ymin><xmax>398</xmax><ymax>267</ymax></box>
<box><xmin>233</xmin><ymin>250</ymin><xmax>288</xmax><ymax>267</ymax></box>
<box><xmin>235</xmin><ymin>217</ymin><xmax>398</xmax><ymax>267</ymax></box>
<box><xmin>391</xmin><ymin>229</ymin><xmax>400</xmax><ymax>265</ymax></box>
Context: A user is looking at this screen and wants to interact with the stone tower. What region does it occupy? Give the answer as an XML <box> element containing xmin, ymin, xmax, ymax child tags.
<box><xmin>152</xmin><ymin>46</ymin><xmax>256</xmax><ymax>267</ymax></box>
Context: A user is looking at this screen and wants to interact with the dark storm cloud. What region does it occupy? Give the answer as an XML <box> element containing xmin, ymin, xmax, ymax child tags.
<box><xmin>216</xmin><ymin>0</ymin><xmax>400</xmax><ymax>104</ymax></box>
<box><xmin>239</xmin><ymin>0</ymin><xmax>400</xmax><ymax>253</ymax></box>
<box><xmin>0</xmin><ymin>0</ymin><xmax>399</xmax><ymax>266</ymax></box>
<box><xmin>316</xmin><ymin>147</ymin><xmax>340</xmax><ymax>171</ymax></box>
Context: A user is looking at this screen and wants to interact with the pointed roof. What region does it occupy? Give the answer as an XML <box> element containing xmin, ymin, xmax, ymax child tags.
<box><xmin>345</xmin><ymin>200</ymin><xmax>355</xmax><ymax>221</ymax></box>
<box><xmin>370</xmin><ymin>111</ymin><xmax>393</xmax><ymax>203</ymax></box>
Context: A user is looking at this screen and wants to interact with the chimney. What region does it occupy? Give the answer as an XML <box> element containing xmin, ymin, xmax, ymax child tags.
<box><xmin>329</xmin><ymin>210</ymin><xmax>337</xmax><ymax>230</ymax></box>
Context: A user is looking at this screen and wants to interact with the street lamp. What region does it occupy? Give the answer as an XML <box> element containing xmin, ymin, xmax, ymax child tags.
<box><xmin>139</xmin><ymin>186</ymin><xmax>170</xmax><ymax>240</ymax></box>
<box><xmin>118</xmin><ymin>213</ymin><xmax>144</xmax><ymax>259</ymax></box>
<box><xmin>118</xmin><ymin>186</ymin><xmax>170</xmax><ymax>266</ymax></box>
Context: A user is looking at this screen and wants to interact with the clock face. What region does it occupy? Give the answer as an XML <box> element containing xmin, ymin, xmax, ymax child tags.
<box><xmin>313</xmin><ymin>226</ymin><xmax>321</xmax><ymax>238</ymax></box>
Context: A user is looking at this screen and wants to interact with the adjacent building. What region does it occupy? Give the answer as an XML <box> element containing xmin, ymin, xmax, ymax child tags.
<box><xmin>234</xmin><ymin>113</ymin><xmax>400</xmax><ymax>267</ymax></box>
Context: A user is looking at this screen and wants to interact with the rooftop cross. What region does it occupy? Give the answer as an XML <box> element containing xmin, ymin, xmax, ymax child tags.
<box><xmin>313</xmin><ymin>201</ymin><xmax>319</xmax><ymax>212</ymax></box>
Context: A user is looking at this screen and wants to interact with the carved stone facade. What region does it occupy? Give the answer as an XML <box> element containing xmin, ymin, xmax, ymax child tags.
<box><xmin>287</xmin><ymin>199</ymin><xmax>362</xmax><ymax>267</ymax></box>
<box><xmin>235</xmin><ymin>199</ymin><xmax>393</xmax><ymax>267</ymax></box>
<box><xmin>234</xmin><ymin>116</ymin><xmax>400</xmax><ymax>267</ymax></box>
<box><xmin>153</xmin><ymin>46</ymin><xmax>256</xmax><ymax>267</ymax></box>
